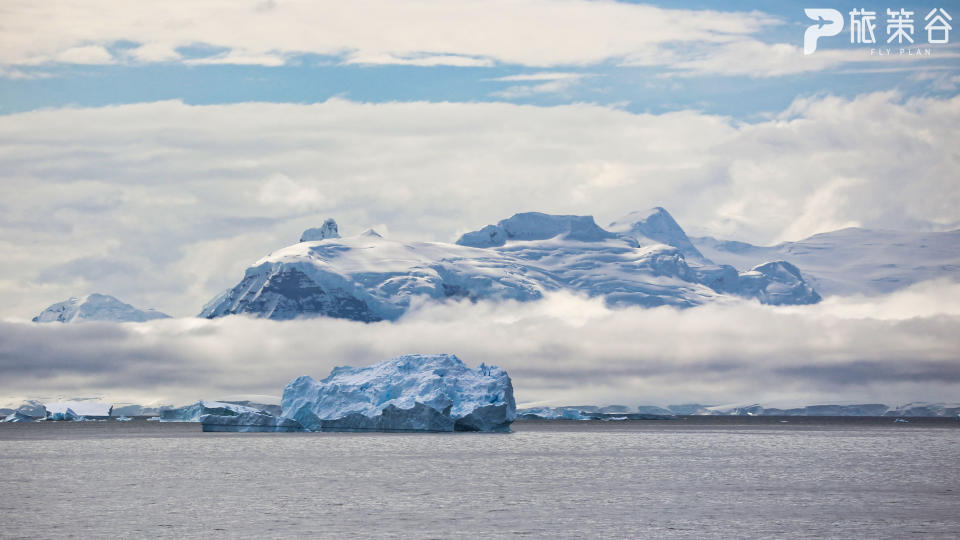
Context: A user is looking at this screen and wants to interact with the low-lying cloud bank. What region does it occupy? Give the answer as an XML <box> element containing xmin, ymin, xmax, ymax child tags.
<box><xmin>2</xmin><ymin>280</ymin><xmax>958</xmax><ymax>408</ymax></box>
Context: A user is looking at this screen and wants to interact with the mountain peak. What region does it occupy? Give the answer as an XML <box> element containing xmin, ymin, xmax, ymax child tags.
<box><xmin>609</xmin><ymin>207</ymin><xmax>707</xmax><ymax>264</ymax></box>
<box><xmin>33</xmin><ymin>293</ymin><xmax>171</xmax><ymax>323</ymax></box>
<box><xmin>300</xmin><ymin>218</ymin><xmax>340</xmax><ymax>242</ymax></box>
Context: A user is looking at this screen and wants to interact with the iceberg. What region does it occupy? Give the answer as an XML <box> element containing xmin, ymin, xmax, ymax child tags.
<box><xmin>281</xmin><ymin>354</ymin><xmax>516</xmax><ymax>432</ymax></box>
<box><xmin>48</xmin><ymin>408</ymin><xmax>84</xmax><ymax>421</ymax></box>
<box><xmin>516</xmin><ymin>406</ymin><xmax>672</xmax><ymax>420</ymax></box>
<box><xmin>111</xmin><ymin>404</ymin><xmax>162</xmax><ymax>417</ymax></box>
<box><xmin>516</xmin><ymin>407</ymin><xmax>591</xmax><ymax>420</ymax></box>
<box><xmin>115</xmin><ymin>416</ymin><xmax>133</xmax><ymax>422</ymax></box>
<box><xmin>5</xmin><ymin>400</ymin><xmax>47</xmax><ymax>419</ymax></box>
<box><xmin>201</xmin><ymin>411</ymin><xmax>304</xmax><ymax>432</ymax></box>
<box><xmin>2</xmin><ymin>411</ymin><xmax>38</xmax><ymax>423</ymax></box>
<box><xmin>45</xmin><ymin>401</ymin><xmax>112</xmax><ymax>419</ymax></box>
<box><xmin>159</xmin><ymin>400</ymin><xmax>265</xmax><ymax>422</ymax></box>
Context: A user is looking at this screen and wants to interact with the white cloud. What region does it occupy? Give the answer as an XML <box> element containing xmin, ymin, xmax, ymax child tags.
<box><xmin>493</xmin><ymin>72</ymin><xmax>588</xmax><ymax>82</ymax></box>
<box><xmin>626</xmin><ymin>40</ymin><xmax>960</xmax><ymax>78</ymax></box>
<box><xmin>257</xmin><ymin>173</ymin><xmax>327</xmax><ymax>209</ymax></box>
<box><xmin>0</xmin><ymin>94</ymin><xmax>957</xmax><ymax>319</ymax></box>
<box><xmin>184</xmin><ymin>50</ymin><xmax>287</xmax><ymax>67</ymax></box>
<box><xmin>491</xmin><ymin>80</ymin><xmax>580</xmax><ymax>98</ymax></box>
<box><xmin>0</xmin><ymin>0</ymin><xmax>776</xmax><ymax>69</ymax></box>
<box><xmin>53</xmin><ymin>45</ymin><xmax>114</xmax><ymax>65</ymax></box>
<box><xmin>126</xmin><ymin>43</ymin><xmax>181</xmax><ymax>63</ymax></box>
<box><xmin>345</xmin><ymin>53</ymin><xmax>494</xmax><ymax>67</ymax></box>
<box><xmin>0</xmin><ymin>67</ymin><xmax>54</xmax><ymax>80</ymax></box>
<box><xmin>490</xmin><ymin>72</ymin><xmax>596</xmax><ymax>98</ymax></box>
<box><xmin>1</xmin><ymin>285</ymin><xmax>958</xmax><ymax>408</ymax></box>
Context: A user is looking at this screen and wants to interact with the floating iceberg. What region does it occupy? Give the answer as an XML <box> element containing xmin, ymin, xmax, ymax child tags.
<box><xmin>282</xmin><ymin>354</ymin><xmax>516</xmax><ymax>432</ymax></box>
<box><xmin>2</xmin><ymin>411</ymin><xmax>37</xmax><ymax>423</ymax></box>
<box><xmin>115</xmin><ymin>416</ymin><xmax>133</xmax><ymax>422</ymax></box>
<box><xmin>48</xmin><ymin>408</ymin><xmax>84</xmax><ymax>421</ymax></box>
<box><xmin>45</xmin><ymin>401</ymin><xmax>112</xmax><ymax>418</ymax></box>
<box><xmin>112</xmin><ymin>404</ymin><xmax>162</xmax><ymax>417</ymax></box>
<box><xmin>201</xmin><ymin>411</ymin><xmax>303</xmax><ymax>432</ymax></box>
<box><xmin>516</xmin><ymin>407</ymin><xmax>591</xmax><ymax>420</ymax></box>
<box><xmin>516</xmin><ymin>405</ymin><xmax>674</xmax><ymax>420</ymax></box>
<box><xmin>159</xmin><ymin>401</ymin><xmax>265</xmax><ymax>422</ymax></box>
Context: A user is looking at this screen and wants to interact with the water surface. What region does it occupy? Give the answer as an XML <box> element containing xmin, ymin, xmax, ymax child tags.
<box><xmin>1</xmin><ymin>418</ymin><xmax>958</xmax><ymax>538</ymax></box>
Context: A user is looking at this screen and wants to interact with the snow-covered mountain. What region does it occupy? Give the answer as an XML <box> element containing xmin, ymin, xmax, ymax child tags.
<box><xmin>33</xmin><ymin>293</ymin><xmax>170</xmax><ymax>323</ymax></box>
<box><xmin>201</xmin><ymin>209</ymin><xmax>819</xmax><ymax>321</ymax></box>
<box><xmin>692</xmin><ymin>228</ymin><xmax>960</xmax><ymax>296</ymax></box>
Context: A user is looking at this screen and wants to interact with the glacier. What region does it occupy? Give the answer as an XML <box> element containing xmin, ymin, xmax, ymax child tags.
<box><xmin>692</xmin><ymin>227</ymin><xmax>960</xmax><ymax>297</ymax></box>
<box><xmin>201</xmin><ymin>209</ymin><xmax>820</xmax><ymax>321</ymax></box>
<box><xmin>33</xmin><ymin>293</ymin><xmax>170</xmax><ymax>323</ymax></box>
<box><xmin>281</xmin><ymin>354</ymin><xmax>516</xmax><ymax>432</ymax></box>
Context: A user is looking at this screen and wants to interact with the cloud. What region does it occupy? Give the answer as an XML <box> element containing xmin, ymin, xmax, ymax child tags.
<box><xmin>183</xmin><ymin>50</ymin><xmax>287</xmax><ymax>67</ymax></box>
<box><xmin>53</xmin><ymin>45</ymin><xmax>114</xmax><ymax>65</ymax></box>
<box><xmin>1</xmin><ymin>283</ymin><xmax>958</xmax><ymax>408</ymax></box>
<box><xmin>490</xmin><ymin>72</ymin><xmax>595</xmax><ymax>98</ymax></box>
<box><xmin>0</xmin><ymin>67</ymin><xmax>55</xmax><ymax>80</ymax></box>
<box><xmin>345</xmin><ymin>53</ymin><xmax>495</xmax><ymax>67</ymax></box>
<box><xmin>0</xmin><ymin>0</ymin><xmax>776</xmax><ymax>70</ymax></box>
<box><xmin>0</xmin><ymin>94</ymin><xmax>957</xmax><ymax>319</ymax></box>
<box><xmin>624</xmin><ymin>40</ymin><xmax>960</xmax><ymax>78</ymax></box>
<box><xmin>492</xmin><ymin>72</ymin><xmax>588</xmax><ymax>82</ymax></box>
<box><xmin>126</xmin><ymin>43</ymin><xmax>182</xmax><ymax>63</ymax></box>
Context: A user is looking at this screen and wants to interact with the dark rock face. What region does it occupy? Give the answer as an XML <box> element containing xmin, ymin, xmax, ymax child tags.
<box><xmin>202</xmin><ymin>267</ymin><xmax>382</xmax><ymax>322</ymax></box>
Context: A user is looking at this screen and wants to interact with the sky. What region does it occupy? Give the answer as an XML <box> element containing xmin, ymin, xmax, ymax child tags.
<box><xmin>0</xmin><ymin>0</ymin><xmax>958</xmax><ymax>408</ymax></box>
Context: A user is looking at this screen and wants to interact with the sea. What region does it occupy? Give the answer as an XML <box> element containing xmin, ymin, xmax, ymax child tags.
<box><xmin>1</xmin><ymin>417</ymin><xmax>958</xmax><ymax>539</ymax></box>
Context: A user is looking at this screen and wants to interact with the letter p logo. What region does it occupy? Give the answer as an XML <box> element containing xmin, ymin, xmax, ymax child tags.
<box><xmin>803</xmin><ymin>9</ymin><xmax>844</xmax><ymax>55</ymax></box>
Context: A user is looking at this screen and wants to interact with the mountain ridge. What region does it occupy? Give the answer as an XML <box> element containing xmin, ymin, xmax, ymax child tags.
<box><xmin>200</xmin><ymin>209</ymin><xmax>820</xmax><ymax>321</ymax></box>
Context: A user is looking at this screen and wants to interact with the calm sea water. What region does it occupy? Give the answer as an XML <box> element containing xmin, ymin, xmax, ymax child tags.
<box><xmin>1</xmin><ymin>418</ymin><xmax>958</xmax><ymax>539</ymax></box>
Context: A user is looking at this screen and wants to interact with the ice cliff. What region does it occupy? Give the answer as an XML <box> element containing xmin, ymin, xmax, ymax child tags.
<box><xmin>281</xmin><ymin>354</ymin><xmax>516</xmax><ymax>432</ymax></box>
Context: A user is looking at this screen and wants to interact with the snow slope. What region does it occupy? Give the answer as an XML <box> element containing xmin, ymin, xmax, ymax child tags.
<box><xmin>202</xmin><ymin>211</ymin><xmax>819</xmax><ymax>321</ymax></box>
<box><xmin>33</xmin><ymin>294</ymin><xmax>170</xmax><ymax>323</ymax></box>
<box><xmin>692</xmin><ymin>228</ymin><xmax>960</xmax><ymax>296</ymax></box>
